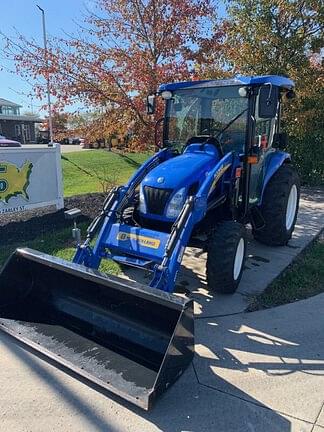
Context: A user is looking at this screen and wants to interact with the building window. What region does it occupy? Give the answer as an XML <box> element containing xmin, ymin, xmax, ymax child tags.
<box><xmin>15</xmin><ymin>124</ymin><xmax>21</xmax><ymax>137</ymax></box>
<box><xmin>23</xmin><ymin>124</ymin><xmax>30</xmax><ymax>142</ymax></box>
<box><xmin>0</xmin><ymin>106</ymin><xmax>20</xmax><ymax>115</ymax></box>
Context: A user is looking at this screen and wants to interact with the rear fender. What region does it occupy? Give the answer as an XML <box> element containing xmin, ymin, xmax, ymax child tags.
<box><xmin>260</xmin><ymin>151</ymin><xmax>291</xmax><ymax>204</ymax></box>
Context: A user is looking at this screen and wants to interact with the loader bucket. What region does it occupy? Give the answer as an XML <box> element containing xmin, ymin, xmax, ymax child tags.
<box><xmin>0</xmin><ymin>248</ymin><xmax>194</xmax><ymax>410</ymax></box>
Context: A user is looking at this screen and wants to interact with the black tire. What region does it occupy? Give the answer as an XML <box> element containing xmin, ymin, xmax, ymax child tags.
<box><xmin>206</xmin><ymin>221</ymin><xmax>247</xmax><ymax>294</ymax></box>
<box><xmin>253</xmin><ymin>164</ymin><xmax>300</xmax><ymax>246</ymax></box>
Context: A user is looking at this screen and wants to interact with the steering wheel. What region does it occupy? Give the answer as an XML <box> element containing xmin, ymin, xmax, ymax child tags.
<box><xmin>209</xmin><ymin>126</ymin><xmax>224</xmax><ymax>135</ymax></box>
<box><xmin>184</xmin><ymin>135</ymin><xmax>224</xmax><ymax>156</ymax></box>
<box><xmin>185</xmin><ymin>135</ymin><xmax>210</xmax><ymax>146</ymax></box>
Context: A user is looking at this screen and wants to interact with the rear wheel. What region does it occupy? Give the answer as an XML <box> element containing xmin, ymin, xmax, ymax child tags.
<box><xmin>253</xmin><ymin>164</ymin><xmax>300</xmax><ymax>246</ymax></box>
<box><xmin>206</xmin><ymin>221</ymin><xmax>247</xmax><ymax>294</ymax></box>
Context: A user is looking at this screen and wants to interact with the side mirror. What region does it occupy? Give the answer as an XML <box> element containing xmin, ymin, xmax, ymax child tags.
<box><xmin>273</xmin><ymin>132</ymin><xmax>288</xmax><ymax>150</ymax></box>
<box><xmin>258</xmin><ymin>84</ymin><xmax>279</xmax><ymax>118</ymax></box>
<box><xmin>146</xmin><ymin>94</ymin><xmax>156</xmax><ymax>115</ymax></box>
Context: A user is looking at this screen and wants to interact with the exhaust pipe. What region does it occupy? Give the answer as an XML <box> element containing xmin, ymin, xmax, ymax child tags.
<box><xmin>0</xmin><ymin>248</ymin><xmax>194</xmax><ymax>410</ymax></box>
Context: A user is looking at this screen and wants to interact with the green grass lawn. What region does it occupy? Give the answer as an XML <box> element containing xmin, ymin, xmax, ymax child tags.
<box><xmin>0</xmin><ymin>223</ymin><xmax>120</xmax><ymax>275</ymax></box>
<box><xmin>62</xmin><ymin>150</ymin><xmax>150</xmax><ymax>196</ymax></box>
<box><xmin>248</xmin><ymin>235</ymin><xmax>324</xmax><ymax>311</ymax></box>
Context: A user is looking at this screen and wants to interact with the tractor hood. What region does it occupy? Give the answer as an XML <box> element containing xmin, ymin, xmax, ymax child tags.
<box><xmin>141</xmin><ymin>151</ymin><xmax>216</xmax><ymax>192</ymax></box>
<box><xmin>139</xmin><ymin>146</ymin><xmax>219</xmax><ymax>221</ymax></box>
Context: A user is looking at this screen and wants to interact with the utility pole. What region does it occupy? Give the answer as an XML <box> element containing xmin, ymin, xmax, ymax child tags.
<box><xmin>30</xmin><ymin>95</ymin><xmax>34</xmax><ymax>114</ymax></box>
<box><xmin>37</xmin><ymin>5</ymin><xmax>53</xmax><ymax>145</ymax></box>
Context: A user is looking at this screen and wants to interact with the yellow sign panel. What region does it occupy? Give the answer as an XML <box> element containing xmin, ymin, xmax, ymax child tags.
<box><xmin>0</xmin><ymin>161</ymin><xmax>33</xmax><ymax>203</ymax></box>
<box><xmin>117</xmin><ymin>231</ymin><xmax>161</xmax><ymax>249</ymax></box>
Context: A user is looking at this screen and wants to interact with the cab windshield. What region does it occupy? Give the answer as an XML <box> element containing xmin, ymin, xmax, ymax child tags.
<box><xmin>164</xmin><ymin>86</ymin><xmax>248</xmax><ymax>153</ymax></box>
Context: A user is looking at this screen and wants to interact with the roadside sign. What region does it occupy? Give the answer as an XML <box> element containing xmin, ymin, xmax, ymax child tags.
<box><xmin>0</xmin><ymin>144</ymin><xmax>64</xmax><ymax>215</ymax></box>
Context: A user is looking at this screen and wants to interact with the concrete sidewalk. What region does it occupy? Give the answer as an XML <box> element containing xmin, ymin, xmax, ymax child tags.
<box><xmin>179</xmin><ymin>187</ymin><xmax>324</xmax><ymax>318</ymax></box>
<box><xmin>59</xmin><ymin>144</ymin><xmax>93</xmax><ymax>153</ymax></box>
<box><xmin>1</xmin><ymin>296</ymin><xmax>324</xmax><ymax>431</ymax></box>
<box><xmin>22</xmin><ymin>144</ymin><xmax>92</xmax><ymax>153</ymax></box>
<box><xmin>0</xmin><ymin>188</ymin><xmax>323</xmax><ymax>431</ymax></box>
<box><xmin>125</xmin><ymin>187</ymin><xmax>324</xmax><ymax>317</ymax></box>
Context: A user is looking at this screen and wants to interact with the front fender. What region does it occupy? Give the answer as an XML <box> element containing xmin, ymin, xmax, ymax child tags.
<box><xmin>194</xmin><ymin>152</ymin><xmax>233</xmax><ymax>221</ymax></box>
<box><xmin>260</xmin><ymin>150</ymin><xmax>291</xmax><ymax>204</ymax></box>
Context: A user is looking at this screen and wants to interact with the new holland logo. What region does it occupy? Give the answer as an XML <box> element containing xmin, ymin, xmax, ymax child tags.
<box><xmin>209</xmin><ymin>163</ymin><xmax>231</xmax><ymax>195</ymax></box>
<box><xmin>117</xmin><ymin>232</ymin><xmax>161</xmax><ymax>249</ymax></box>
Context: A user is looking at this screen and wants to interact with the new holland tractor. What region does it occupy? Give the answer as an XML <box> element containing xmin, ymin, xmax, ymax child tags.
<box><xmin>0</xmin><ymin>75</ymin><xmax>300</xmax><ymax>410</ymax></box>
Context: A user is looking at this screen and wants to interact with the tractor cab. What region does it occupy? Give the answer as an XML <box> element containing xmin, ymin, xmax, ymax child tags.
<box><xmin>156</xmin><ymin>75</ymin><xmax>294</xmax><ymax>156</ymax></box>
<box><xmin>141</xmin><ymin>76</ymin><xmax>295</xmax><ymax>225</ymax></box>
<box><xmin>162</xmin><ymin>82</ymin><xmax>249</xmax><ymax>155</ymax></box>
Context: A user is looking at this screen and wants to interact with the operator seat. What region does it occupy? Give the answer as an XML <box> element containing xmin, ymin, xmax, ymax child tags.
<box><xmin>222</xmin><ymin>130</ymin><xmax>245</xmax><ymax>154</ymax></box>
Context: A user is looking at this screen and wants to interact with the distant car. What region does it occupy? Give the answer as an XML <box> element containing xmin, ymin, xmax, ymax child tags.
<box><xmin>66</xmin><ymin>137</ymin><xmax>81</xmax><ymax>145</ymax></box>
<box><xmin>0</xmin><ymin>136</ymin><xmax>22</xmax><ymax>148</ymax></box>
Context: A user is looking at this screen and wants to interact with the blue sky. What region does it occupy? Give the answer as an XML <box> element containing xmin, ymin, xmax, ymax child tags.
<box><xmin>0</xmin><ymin>0</ymin><xmax>95</xmax><ymax>113</ymax></box>
<box><xmin>0</xmin><ymin>0</ymin><xmax>226</xmax><ymax>114</ymax></box>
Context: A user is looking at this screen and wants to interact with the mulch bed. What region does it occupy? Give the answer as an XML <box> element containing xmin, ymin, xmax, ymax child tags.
<box><xmin>0</xmin><ymin>193</ymin><xmax>105</xmax><ymax>245</ymax></box>
<box><xmin>1</xmin><ymin>187</ymin><xmax>321</xmax><ymax>246</ymax></box>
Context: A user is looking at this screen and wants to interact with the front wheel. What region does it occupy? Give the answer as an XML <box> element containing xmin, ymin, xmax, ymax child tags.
<box><xmin>253</xmin><ymin>164</ymin><xmax>300</xmax><ymax>246</ymax></box>
<box><xmin>206</xmin><ymin>221</ymin><xmax>247</xmax><ymax>294</ymax></box>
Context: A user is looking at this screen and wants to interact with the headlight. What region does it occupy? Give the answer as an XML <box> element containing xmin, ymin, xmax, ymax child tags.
<box><xmin>139</xmin><ymin>186</ymin><xmax>146</xmax><ymax>213</ymax></box>
<box><xmin>166</xmin><ymin>187</ymin><xmax>186</xmax><ymax>218</ymax></box>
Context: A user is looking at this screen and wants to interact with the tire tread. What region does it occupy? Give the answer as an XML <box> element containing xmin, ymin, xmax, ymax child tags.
<box><xmin>206</xmin><ymin>221</ymin><xmax>246</xmax><ymax>294</ymax></box>
<box><xmin>253</xmin><ymin>164</ymin><xmax>300</xmax><ymax>246</ymax></box>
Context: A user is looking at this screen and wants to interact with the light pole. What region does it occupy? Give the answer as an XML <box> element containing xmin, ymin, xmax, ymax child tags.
<box><xmin>37</xmin><ymin>5</ymin><xmax>53</xmax><ymax>145</ymax></box>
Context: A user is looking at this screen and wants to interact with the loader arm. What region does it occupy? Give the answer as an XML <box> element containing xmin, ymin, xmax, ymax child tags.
<box><xmin>149</xmin><ymin>151</ymin><xmax>235</xmax><ymax>292</ymax></box>
<box><xmin>73</xmin><ymin>148</ymin><xmax>171</xmax><ymax>268</ymax></box>
<box><xmin>74</xmin><ymin>148</ymin><xmax>234</xmax><ymax>293</ymax></box>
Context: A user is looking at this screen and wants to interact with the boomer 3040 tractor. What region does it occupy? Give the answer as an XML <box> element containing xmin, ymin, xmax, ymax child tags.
<box><xmin>0</xmin><ymin>75</ymin><xmax>300</xmax><ymax>409</ymax></box>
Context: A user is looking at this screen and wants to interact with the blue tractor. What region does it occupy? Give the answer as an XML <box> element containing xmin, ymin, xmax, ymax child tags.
<box><xmin>0</xmin><ymin>75</ymin><xmax>300</xmax><ymax>409</ymax></box>
<box><xmin>73</xmin><ymin>74</ymin><xmax>300</xmax><ymax>293</ymax></box>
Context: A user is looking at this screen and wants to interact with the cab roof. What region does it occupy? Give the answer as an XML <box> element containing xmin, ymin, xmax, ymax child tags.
<box><xmin>159</xmin><ymin>75</ymin><xmax>295</xmax><ymax>92</ymax></box>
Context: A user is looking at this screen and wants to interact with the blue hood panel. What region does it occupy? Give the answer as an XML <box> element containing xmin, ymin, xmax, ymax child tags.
<box><xmin>141</xmin><ymin>152</ymin><xmax>216</xmax><ymax>191</ymax></box>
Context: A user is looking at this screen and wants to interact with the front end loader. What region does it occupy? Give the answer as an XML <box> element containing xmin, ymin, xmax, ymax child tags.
<box><xmin>0</xmin><ymin>75</ymin><xmax>300</xmax><ymax>409</ymax></box>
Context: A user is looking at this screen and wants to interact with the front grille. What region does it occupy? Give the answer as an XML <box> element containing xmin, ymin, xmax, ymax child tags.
<box><xmin>144</xmin><ymin>186</ymin><xmax>173</xmax><ymax>215</ymax></box>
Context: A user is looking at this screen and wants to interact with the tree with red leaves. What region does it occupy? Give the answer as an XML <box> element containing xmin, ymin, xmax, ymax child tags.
<box><xmin>3</xmin><ymin>0</ymin><xmax>218</xmax><ymax>149</ymax></box>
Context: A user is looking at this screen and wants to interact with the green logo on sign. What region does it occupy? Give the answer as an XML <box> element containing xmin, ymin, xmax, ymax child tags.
<box><xmin>0</xmin><ymin>161</ymin><xmax>33</xmax><ymax>203</ymax></box>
